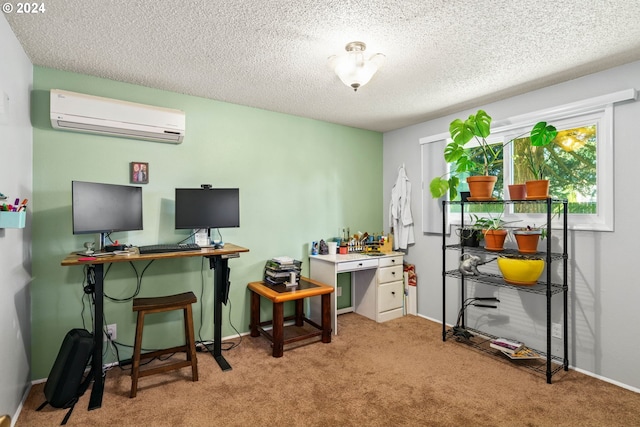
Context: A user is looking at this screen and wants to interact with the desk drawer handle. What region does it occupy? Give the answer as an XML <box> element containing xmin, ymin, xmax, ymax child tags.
<box><xmin>358</xmin><ymin>263</ymin><xmax>363</xmax><ymax>267</ymax></box>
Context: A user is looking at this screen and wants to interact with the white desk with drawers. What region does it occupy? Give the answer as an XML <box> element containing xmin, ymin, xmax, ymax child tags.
<box><xmin>309</xmin><ymin>252</ymin><xmax>405</xmax><ymax>335</ymax></box>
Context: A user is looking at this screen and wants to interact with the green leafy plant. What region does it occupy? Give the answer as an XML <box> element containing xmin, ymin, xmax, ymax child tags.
<box><xmin>470</xmin><ymin>212</ymin><xmax>521</xmax><ymax>232</ymax></box>
<box><xmin>469</xmin><ymin>212</ymin><xmax>520</xmax><ymax>249</ymax></box>
<box><xmin>429</xmin><ymin>110</ymin><xmax>558</xmax><ymax>199</ymax></box>
<box><xmin>523</xmin><ymin>122</ymin><xmax>558</xmax><ymax>180</ymax></box>
<box><xmin>430</xmin><ymin>110</ymin><xmax>497</xmax><ymax>200</ymax></box>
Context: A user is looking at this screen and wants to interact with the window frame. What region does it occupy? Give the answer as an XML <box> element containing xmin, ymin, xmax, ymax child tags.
<box><xmin>420</xmin><ymin>89</ymin><xmax>636</xmax><ymax>234</ymax></box>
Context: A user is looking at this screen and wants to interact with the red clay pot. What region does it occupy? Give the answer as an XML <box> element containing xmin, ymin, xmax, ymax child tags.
<box><xmin>525</xmin><ymin>179</ymin><xmax>550</xmax><ymax>199</ymax></box>
<box><xmin>508</xmin><ymin>184</ymin><xmax>527</xmax><ymax>200</ymax></box>
<box><xmin>467</xmin><ymin>176</ymin><xmax>498</xmax><ymax>200</ymax></box>
<box><xmin>513</xmin><ymin>229</ymin><xmax>542</xmax><ymax>254</ymax></box>
<box><xmin>482</xmin><ymin>229</ymin><xmax>508</xmax><ymax>251</ymax></box>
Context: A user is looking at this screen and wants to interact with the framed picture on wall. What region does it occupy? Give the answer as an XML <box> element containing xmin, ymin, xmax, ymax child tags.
<box><xmin>130</xmin><ymin>162</ymin><xmax>149</xmax><ymax>184</ymax></box>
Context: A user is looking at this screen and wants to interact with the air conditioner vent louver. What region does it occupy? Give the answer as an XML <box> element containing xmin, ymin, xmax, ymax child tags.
<box><xmin>50</xmin><ymin>89</ymin><xmax>185</xmax><ymax>144</ymax></box>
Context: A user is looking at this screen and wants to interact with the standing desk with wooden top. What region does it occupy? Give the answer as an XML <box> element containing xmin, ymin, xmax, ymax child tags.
<box><xmin>61</xmin><ymin>243</ymin><xmax>249</xmax><ymax>411</ymax></box>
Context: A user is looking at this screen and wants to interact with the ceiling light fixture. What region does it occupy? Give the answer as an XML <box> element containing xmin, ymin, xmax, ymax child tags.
<box><xmin>329</xmin><ymin>41</ymin><xmax>385</xmax><ymax>92</ymax></box>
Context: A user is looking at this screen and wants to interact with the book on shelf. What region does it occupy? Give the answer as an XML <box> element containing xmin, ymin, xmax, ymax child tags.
<box><xmin>489</xmin><ymin>337</ymin><xmax>524</xmax><ymax>354</ymax></box>
<box><xmin>501</xmin><ymin>347</ymin><xmax>542</xmax><ymax>360</ymax></box>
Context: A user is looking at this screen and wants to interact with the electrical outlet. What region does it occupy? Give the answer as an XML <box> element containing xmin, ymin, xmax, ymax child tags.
<box><xmin>551</xmin><ymin>322</ymin><xmax>562</xmax><ymax>339</ymax></box>
<box><xmin>105</xmin><ymin>323</ymin><xmax>117</xmax><ymax>341</ymax></box>
<box><xmin>336</xmin><ymin>286</ymin><xmax>342</xmax><ymax>297</ymax></box>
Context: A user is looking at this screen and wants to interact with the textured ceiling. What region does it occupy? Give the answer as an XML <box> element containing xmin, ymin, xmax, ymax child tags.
<box><xmin>5</xmin><ymin>0</ymin><xmax>640</xmax><ymax>132</ymax></box>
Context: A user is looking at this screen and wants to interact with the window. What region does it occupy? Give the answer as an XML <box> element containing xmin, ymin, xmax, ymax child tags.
<box><xmin>420</xmin><ymin>89</ymin><xmax>636</xmax><ymax>233</ymax></box>
<box><xmin>512</xmin><ymin>122</ymin><xmax>597</xmax><ymax>215</ymax></box>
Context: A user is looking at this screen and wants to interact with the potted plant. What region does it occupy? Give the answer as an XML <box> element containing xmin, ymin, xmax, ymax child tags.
<box><xmin>457</xmin><ymin>226</ymin><xmax>483</xmax><ymax>247</ymax></box>
<box><xmin>522</xmin><ymin>122</ymin><xmax>558</xmax><ymax>199</ymax></box>
<box><xmin>429</xmin><ymin>110</ymin><xmax>558</xmax><ymax>200</ymax></box>
<box><xmin>512</xmin><ymin>225</ymin><xmax>545</xmax><ymax>254</ymax></box>
<box><xmin>507</xmin><ymin>184</ymin><xmax>527</xmax><ymax>200</ymax></box>
<box><xmin>429</xmin><ymin>110</ymin><xmax>500</xmax><ymax>200</ymax></box>
<box><xmin>470</xmin><ymin>213</ymin><xmax>520</xmax><ymax>251</ymax></box>
<box><xmin>512</xmin><ymin>205</ymin><xmax>559</xmax><ymax>253</ymax></box>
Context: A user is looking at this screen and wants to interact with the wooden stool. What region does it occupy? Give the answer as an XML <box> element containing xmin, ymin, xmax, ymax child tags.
<box><xmin>130</xmin><ymin>291</ymin><xmax>198</xmax><ymax>398</ymax></box>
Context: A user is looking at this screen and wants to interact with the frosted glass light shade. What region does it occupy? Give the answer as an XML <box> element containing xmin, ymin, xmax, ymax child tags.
<box><xmin>329</xmin><ymin>42</ymin><xmax>385</xmax><ymax>91</ymax></box>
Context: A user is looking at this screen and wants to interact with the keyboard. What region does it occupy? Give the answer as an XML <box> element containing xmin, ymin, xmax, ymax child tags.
<box><xmin>137</xmin><ymin>243</ymin><xmax>201</xmax><ymax>254</ymax></box>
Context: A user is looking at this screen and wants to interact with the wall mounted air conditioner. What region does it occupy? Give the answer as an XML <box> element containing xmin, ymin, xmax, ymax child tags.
<box><xmin>50</xmin><ymin>89</ymin><xmax>185</xmax><ymax>144</ymax></box>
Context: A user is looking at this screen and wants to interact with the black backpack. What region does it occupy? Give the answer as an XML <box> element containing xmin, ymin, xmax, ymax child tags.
<box><xmin>37</xmin><ymin>328</ymin><xmax>94</xmax><ymax>425</ymax></box>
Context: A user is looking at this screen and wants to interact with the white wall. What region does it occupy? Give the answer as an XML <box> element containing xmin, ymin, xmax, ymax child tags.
<box><xmin>383</xmin><ymin>60</ymin><xmax>640</xmax><ymax>391</ymax></box>
<box><xmin>0</xmin><ymin>15</ymin><xmax>33</xmax><ymax>422</ymax></box>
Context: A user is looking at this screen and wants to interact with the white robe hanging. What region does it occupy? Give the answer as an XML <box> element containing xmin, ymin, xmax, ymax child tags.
<box><xmin>389</xmin><ymin>164</ymin><xmax>415</xmax><ymax>250</ymax></box>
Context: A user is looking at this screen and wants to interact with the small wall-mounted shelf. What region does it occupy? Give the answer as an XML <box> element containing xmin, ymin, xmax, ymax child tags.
<box><xmin>0</xmin><ymin>211</ymin><xmax>26</xmax><ymax>228</ymax></box>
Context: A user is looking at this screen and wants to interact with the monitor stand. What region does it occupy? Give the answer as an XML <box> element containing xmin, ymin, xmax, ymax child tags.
<box><xmin>98</xmin><ymin>232</ymin><xmax>107</xmax><ymax>251</ymax></box>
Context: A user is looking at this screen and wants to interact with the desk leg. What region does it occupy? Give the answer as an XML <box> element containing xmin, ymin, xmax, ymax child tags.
<box><xmin>272</xmin><ymin>302</ymin><xmax>284</xmax><ymax>358</ymax></box>
<box><xmin>88</xmin><ymin>264</ymin><xmax>105</xmax><ymax>410</ymax></box>
<box><xmin>294</xmin><ymin>299</ymin><xmax>304</xmax><ymax>327</ymax></box>
<box><xmin>321</xmin><ymin>293</ymin><xmax>332</xmax><ymax>344</ymax></box>
<box><xmin>249</xmin><ymin>291</ymin><xmax>260</xmax><ymax>337</ymax></box>
<box><xmin>208</xmin><ymin>255</ymin><xmax>232</xmax><ymax>371</ymax></box>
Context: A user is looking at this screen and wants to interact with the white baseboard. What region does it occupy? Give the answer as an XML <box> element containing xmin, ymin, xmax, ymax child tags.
<box><xmin>12</xmin><ymin>382</ymin><xmax>32</xmax><ymax>427</ymax></box>
<box><xmin>572</xmin><ymin>366</ymin><xmax>640</xmax><ymax>393</ymax></box>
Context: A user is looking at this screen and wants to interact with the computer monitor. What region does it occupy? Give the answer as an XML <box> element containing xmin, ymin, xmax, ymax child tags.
<box><xmin>72</xmin><ymin>181</ymin><xmax>143</xmax><ymax>247</ymax></box>
<box><xmin>175</xmin><ymin>187</ymin><xmax>239</xmax><ymax>306</ymax></box>
<box><xmin>174</xmin><ymin>187</ymin><xmax>240</xmax><ymax>230</ymax></box>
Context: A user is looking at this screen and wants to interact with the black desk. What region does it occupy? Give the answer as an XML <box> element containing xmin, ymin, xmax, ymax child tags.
<box><xmin>61</xmin><ymin>243</ymin><xmax>249</xmax><ymax>410</ymax></box>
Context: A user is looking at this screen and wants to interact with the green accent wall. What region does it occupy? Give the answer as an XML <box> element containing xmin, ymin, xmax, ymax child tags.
<box><xmin>30</xmin><ymin>67</ymin><xmax>383</xmax><ymax>379</ymax></box>
<box><xmin>336</xmin><ymin>273</ymin><xmax>352</xmax><ymax>309</ymax></box>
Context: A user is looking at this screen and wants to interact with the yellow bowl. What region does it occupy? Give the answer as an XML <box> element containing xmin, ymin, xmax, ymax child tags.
<box><xmin>497</xmin><ymin>255</ymin><xmax>544</xmax><ymax>286</ymax></box>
